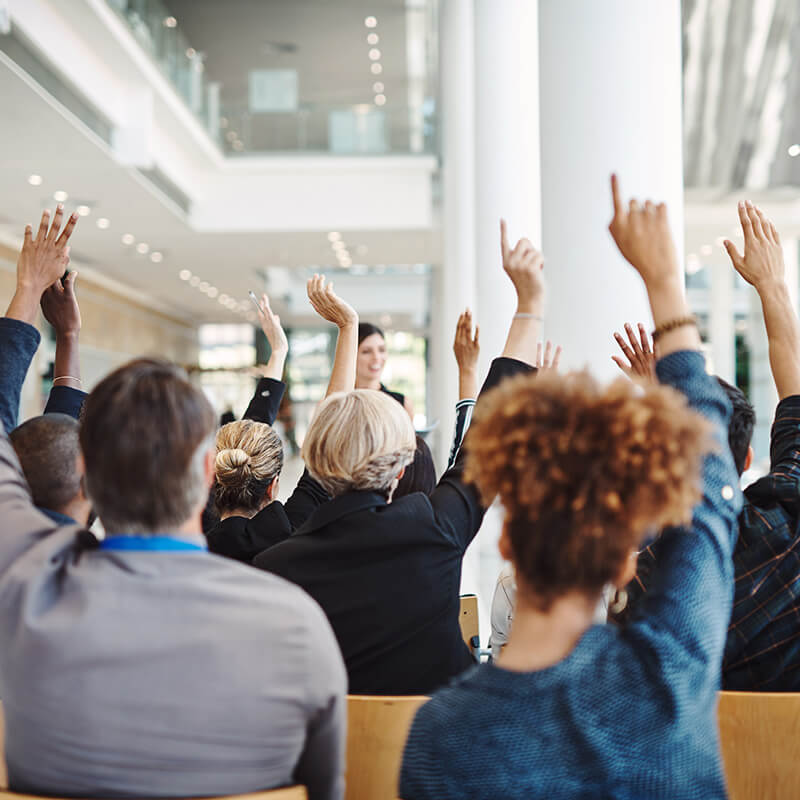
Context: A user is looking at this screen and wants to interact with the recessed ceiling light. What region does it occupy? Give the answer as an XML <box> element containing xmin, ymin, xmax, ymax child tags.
<box><xmin>327</xmin><ymin>231</ymin><xmax>341</xmax><ymax>242</ymax></box>
<box><xmin>369</xmin><ymin>48</ymin><xmax>381</xmax><ymax>61</ymax></box>
<box><xmin>374</xmin><ymin>94</ymin><xmax>387</xmax><ymax>106</ymax></box>
<box><xmin>367</xmin><ymin>33</ymin><xmax>379</xmax><ymax>45</ymax></box>
<box><xmin>333</xmin><ymin>240</ymin><xmax>346</xmax><ymax>251</ymax></box>
<box><xmin>372</xmin><ymin>81</ymin><xmax>384</xmax><ymax>93</ymax></box>
<box><xmin>136</xmin><ymin>242</ymin><xmax>150</xmax><ymax>254</ymax></box>
<box><xmin>370</xmin><ymin>63</ymin><xmax>383</xmax><ymax>75</ymax></box>
<box><xmin>150</xmin><ymin>251</ymin><xmax>164</xmax><ymax>263</ymax></box>
<box><xmin>179</xmin><ymin>269</ymin><xmax>192</xmax><ymax>281</ymax></box>
<box><xmin>218</xmin><ymin>293</ymin><xmax>229</xmax><ymax>304</ymax></box>
<box><xmin>365</xmin><ymin>16</ymin><xmax>377</xmax><ymax>28</ymax></box>
<box><xmin>789</xmin><ymin>144</ymin><xmax>800</xmax><ymax>157</ymax></box>
<box><xmin>28</xmin><ymin>175</ymin><xmax>43</xmax><ymax>186</ymax></box>
<box><xmin>189</xmin><ymin>276</ymin><xmax>201</xmax><ymax>287</ymax></box>
<box><xmin>199</xmin><ymin>281</ymin><xmax>210</xmax><ymax>292</ymax></box>
<box><xmin>76</xmin><ymin>205</ymin><xmax>91</xmax><ymax>217</ymax></box>
<box><xmin>122</xmin><ymin>233</ymin><xmax>135</xmax><ymax>245</ymax></box>
<box><xmin>164</xmin><ymin>16</ymin><xmax>177</xmax><ymax>28</ymax></box>
<box><xmin>700</xmin><ymin>244</ymin><xmax>712</xmax><ymax>256</ymax></box>
<box><xmin>207</xmin><ymin>287</ymin><xmax>218</xmax><ymax>298</ymax></box>
<box><xmin>96</xmin><ymin>217</ymin><xmax>110</xmax><ymax>229</ymax></box>
<box><xmin>53</xmin><ymin>190</ymin><xmax>68</xmax><ymax>202</ymax></box>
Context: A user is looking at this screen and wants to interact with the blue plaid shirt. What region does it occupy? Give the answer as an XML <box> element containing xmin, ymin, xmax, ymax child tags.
<box><xmin>623</xmin><ymin>394</ymin><xmax>800</xmax><ymax>691</ymax></box>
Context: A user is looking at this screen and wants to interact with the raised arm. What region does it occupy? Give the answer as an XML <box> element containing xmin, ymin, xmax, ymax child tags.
<box><xmin>446</xmin><ymin>311</ymin><xmax>480</xmax><ymax>470</ymax></box>
<box><xmin>243</xmin><ymin>293</ymin><xmax>288</xmax><ymax>424</ymax></box>
<box><xmin>724</xmin><ymin>201</ymin><xmax>800</xmax><ymax>400</ymax></box>
<box><xmin>307</xmin><ymin>275</ymin><xmax>358</xmax><ymax>398</ymax></box>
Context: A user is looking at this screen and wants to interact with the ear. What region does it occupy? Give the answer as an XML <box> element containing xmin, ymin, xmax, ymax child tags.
<box><xmin>75</xmin><ymin>452</ymin><xmax>87</xmax><ymax>499</ymax></box>
<box><xmin>498</xmin><ymin>525</ymin><xmax>513</xmax><ymax>562</ymax></box>
<box><xmin>265</xmin><ymin>475</ymin><xmax>279</xmax><ymax>502</ymax></box>
<box><xmin>203</xmin><ymin>448</ymin><xmax>216</xmax><ymax>488</ymax></box>
<box><xmin>744</xmin><ymin>445</ymin><xmax>754</xmax><ymax>473</ymax></box>
<box><xmin>614</xmin><ymin>549</ymin><xmax>638</xmax><ymax>589</ymax></box>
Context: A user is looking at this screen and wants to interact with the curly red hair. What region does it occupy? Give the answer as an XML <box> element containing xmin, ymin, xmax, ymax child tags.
<box><xmin>465</xmin><ymin>371</ymin><xmax>714</xmax><ymax>609</ymax></box>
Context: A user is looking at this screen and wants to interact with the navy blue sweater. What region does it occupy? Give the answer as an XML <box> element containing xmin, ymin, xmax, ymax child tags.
<box><xmin>400</xmin><ymin>351</ymin><xmax>743</xmax><ymax>800</ymax></box>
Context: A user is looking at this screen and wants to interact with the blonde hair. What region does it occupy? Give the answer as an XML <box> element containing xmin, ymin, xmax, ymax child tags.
<box><xmin>302</xmin><ymin>389</ymin><xmax>416</xmax><ymax>497</ymax></box>
<box><xmin>214</xmin><ymin>420</ymin><xmax>284</xmax><ymax>514</ymax></box>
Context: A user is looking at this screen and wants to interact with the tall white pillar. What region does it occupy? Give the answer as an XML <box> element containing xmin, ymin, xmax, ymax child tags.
<box><xmin>431</xmin><ymin>0</ymin><xmax>477</xmax><ymax>469</ymax></box>
<box><xmin>473</xmin><ymin>0</ymin><xmax>541</xmax><ymax>379</ymax></box>
<box><xmin>538</xmin><ymin>0</ymin><xmax>684</xmax><ymax>378</ymax></box>
<box><xmin>709</xmin><ymin>259</ymin><xmax>735</xmax><ymax>382</ymax></box>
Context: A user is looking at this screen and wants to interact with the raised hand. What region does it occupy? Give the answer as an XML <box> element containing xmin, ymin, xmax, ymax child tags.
<box><xmin>17</xmin><ymin>206</ymin><xmax>79</xmax><ymax>293</ymax></box>
<box><xmin>453</xmin><ymin>310</ymin><xmax>480</xmax><ymax>373</ymax></box>
<box><xmin>612</xmin><ymin>323</ymin><xmax>656</xmax><ymax>381</ymax></box>
<box><xmin>41</xmin><ymin>271</ymin><xmax>81</xmax><ymax>338</ymax></box>
<box><xmin>500</xmin><ymin>219</ymin><xmax>545</xmax><ymax>310</ymax></box>
<box><xmin>723</xmin><ymin>201</ymin><xmax>784</xmax><ymax>291</ymax></box>
<box><xmin>256</xmin><ymin>292</ymin><xmax>288</xmax><ymax>356</ymax></box>
<box><xmin>608</xmin><ymin>175</ymin><xmax>680</xmax><ymax>289</ymax></box>
<box><xmin>307</xmin><ymin>274</ymin><xmax>358</xmax><ymax>329</ymax></box>
<box><xmin>536</xmin><ymin>341</ymin><xmax>562</xmax><ymax>373</ymax></box>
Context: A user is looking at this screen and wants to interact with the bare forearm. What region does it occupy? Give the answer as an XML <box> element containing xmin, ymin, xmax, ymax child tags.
<box><xmin>326</xmin><ymin>323</ymin><xmax>357</xmax><ymax>397</ymax></box>
<box><xmin>501</xmin><ymin>298</ymin><xmax>543</xmax><ymax>366</ymax></box>
<box><xmin>758</xmin><ymin>281</ymin><xmax>800</xmax><ymax>399</ymax></box>
<box><xmin>5</xmin><ymin>285</ymin><xmax>41</xmax><ymax>325</ymax></box>
<box><xmin>262</xmin><ymin>348</ymin><xmax>288</xmax><ymax>381</ymax></box>
<box><xmin>646</xmin><ymin>276</ymin><xmax>701</xmax><ymax>358</ymax></box>
<box><xmin>458</xmin><ymin>368</ymin><xmax>478</xmax><ymax>401</ymax></box>
<box><xmin>53</xmin><ymin>332</ymin><xmax>81</xmax><ymax>388</ymax></box>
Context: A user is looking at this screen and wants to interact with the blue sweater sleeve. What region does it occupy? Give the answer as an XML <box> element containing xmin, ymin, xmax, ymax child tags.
<box><xmin>0</xmin><ymin>318</ymin><xmax>41</xmax><ymax>432</ymax></box>
<box><xmin>44</xmin><ymin>385</ymin><xmax>87</xmax><ymax>419</ymax></box>
<box><xmin>624</xmin><ymin>350</ymin><xmax>743</xmax><ymax>694</ymax></box>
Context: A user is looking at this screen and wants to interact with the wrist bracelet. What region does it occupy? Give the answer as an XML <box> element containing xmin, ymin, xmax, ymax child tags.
<box><xmin>651</xmin><ymin>316</ymin><xmax>697</xmax><ymax>342</ymax></box>
<box><xmin>53</xmin><ymin>376</ymin><xmax>82</xmax><ymax>385</ymax></box>
<box><xmin>514</xmin><ymin>313</ymin><xmax>543</xmax><ymax>321</ymax></box>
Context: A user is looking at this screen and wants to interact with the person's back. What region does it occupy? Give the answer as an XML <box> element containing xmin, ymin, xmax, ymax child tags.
<box><xmin>0</xmin><ymin>349</ymin><xmax>345</xmax><ymax>798</ymax></box>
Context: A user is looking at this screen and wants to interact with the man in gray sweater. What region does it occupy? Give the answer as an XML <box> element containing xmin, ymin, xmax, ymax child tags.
<box><xmin>0</xmin><ymin>209</ymin><xmax>346</xmax><ymax>800</ymax></box>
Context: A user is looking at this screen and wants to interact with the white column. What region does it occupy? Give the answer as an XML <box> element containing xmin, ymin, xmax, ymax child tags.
<box><xmin>709</xmin><ymin>259</ymin><xmax>735</xmax><ymax>382</ymax></box>
<box><xmin>431</xmin><ymin>0</ymin><xmax>477</xmax><ymax>470</ymax></box>
<box><xmin>473</xmin><ymin>0</ymin><xmax>541</xmax><ymax>379</ymax></box>
<box><xmin>538</xmin><ymin>0</ymin><xmax>684</xmax><ymax>379</ymax></box>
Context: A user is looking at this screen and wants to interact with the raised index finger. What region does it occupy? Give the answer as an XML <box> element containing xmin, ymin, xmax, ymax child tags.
<box><xmin>610</xmin><ymin>174</ymin><xmax>623</xmax><ymax>217</ymax></box>
<box><xmin>500</xmin><ymin>219</ymin><xmax>509</xmax><ymax>261</ymax></box>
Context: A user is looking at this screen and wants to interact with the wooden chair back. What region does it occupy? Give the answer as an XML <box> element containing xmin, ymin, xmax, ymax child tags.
<box><xmin>458</xmin><ymin>594</ymin><xmax>479</xmax><ymax>648</ymax></box>
<box><xmin>718</xmin><ymin>690</ymin><xmax>800</xmax><ymax>800</ymax></box>
<box><xmin>345</xmin><ymin>695</ymin><xmax>428</xmax><ymax>800</ymax></box>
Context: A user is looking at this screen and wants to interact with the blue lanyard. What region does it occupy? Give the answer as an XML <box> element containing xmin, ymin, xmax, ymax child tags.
<box><xmin>99</xmin><ymin>536</ymin><xmax>207</xmax><ymax>552</ymax></box>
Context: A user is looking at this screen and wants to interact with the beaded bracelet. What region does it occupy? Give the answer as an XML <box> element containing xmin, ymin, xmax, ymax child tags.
<box><xmin>651</xmin><ymin>316</ymin><xmax>697</xmax><ymax>342</ymax></box>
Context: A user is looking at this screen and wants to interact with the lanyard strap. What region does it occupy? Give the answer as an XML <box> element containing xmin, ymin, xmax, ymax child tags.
<box><xmin>99</xmin><ymin>536</ymin><xmax>207</xmax><ymax>552</ymax></box>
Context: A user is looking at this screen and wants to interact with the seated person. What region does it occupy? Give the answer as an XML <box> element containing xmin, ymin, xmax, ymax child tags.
<box><xmin>255</xmin><ymin>224</ymin><xmax>541</xmax><ymax>695</ymax></box>
<box><xmin>615</xmin><ymin>200</ymin><xmax>800</xmax><ymax>692</ymax></box>
<box><xmin>0</xmin><ymin>210</ymin><xmax>346</xmax><ymax>800</ymax></box>
<box><xmin>400</xmin><ymin>178</ymin><xmax>742</xmax><ymax>799</ymax></box>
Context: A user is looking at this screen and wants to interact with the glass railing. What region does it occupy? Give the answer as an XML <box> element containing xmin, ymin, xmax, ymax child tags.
<box><xmin>104</xmin><ymin>0</ymin><xmax>438</xmax><ymax>156</ymax></box>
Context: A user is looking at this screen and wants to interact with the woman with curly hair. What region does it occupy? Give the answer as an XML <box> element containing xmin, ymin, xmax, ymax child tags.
<box><xmin>400</xmin><ymin>177</ymin><xmax>743</xmax><ymax>800</ymax></box>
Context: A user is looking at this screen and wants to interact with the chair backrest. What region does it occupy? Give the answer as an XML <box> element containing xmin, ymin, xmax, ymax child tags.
<box><xmin>345</xmin><ymin>695</ymin><xmax>428</xmax><ymax>800</ymax></box>
<box><xmin>0</xmin><ymin>789</ymin><xmax>306</xmax><ymax>800</ymax></box>
<box><xmin>718</xmin><ymin>690</ymin><xmax>800</xmax><ymax>800</ymax></box>
<box><xmin>458</xmin><ymin>594</ymin><xmax>479</xmax><ymax>647</ymax></box>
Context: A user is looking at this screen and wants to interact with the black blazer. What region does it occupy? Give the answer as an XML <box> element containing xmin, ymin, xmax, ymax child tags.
<box><xmin>253</xmin><ymin>357</ymin><xmax>533</xmax><ymax>695</ymax></box>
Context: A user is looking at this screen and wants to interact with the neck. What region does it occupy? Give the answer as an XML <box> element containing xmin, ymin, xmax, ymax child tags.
<box><xmin>356</xmin><ymin>377</ymin><xmax>381</xmax><ymax>390</ymax></box>
<box><xmin>175</xmin><ymin>513</ymin><xmax>203</xmax><ymax>536</ymax></box>
<box><xmin>219</xmin><ymin>508</ymin><xmax>257</xmax><ymax>521</ymax></box>
<box><xmin>57</xmin><ymin>497</ymin><xmax>90</xmax><ymax>526</ymax></box>
<box><xmin>497</xmin><ymin>587</ymin><xmax>598</xmax><ymax>673</ymax></box>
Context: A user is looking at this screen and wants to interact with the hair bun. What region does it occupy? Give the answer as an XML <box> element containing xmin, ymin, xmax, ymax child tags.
<box><xmin>215</xmin><ymin>448</ymin><xmax>252</xmax><ymax>486</ymax></box>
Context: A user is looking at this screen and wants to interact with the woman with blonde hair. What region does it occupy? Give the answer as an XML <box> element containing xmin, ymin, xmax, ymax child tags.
<box><xmin>205</xmin><ymin>282</ymin><xmax>358</xmax><ymax>563</ymax></box>
<box><xmin>255</xmin><ymin>223</ymin><xmax>543</xmax><ymax>695</ymax></box>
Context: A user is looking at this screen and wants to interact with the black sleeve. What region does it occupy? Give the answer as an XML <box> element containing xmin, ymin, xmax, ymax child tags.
<box><xmin>243</xmin><ymin>377</ymin><xmax>286</xmax><ymax>424</ymax></box>
<box><xmin>44</xmin><ymin>385</ymin><xmax>87</xmax><ymax>420</ymax></box>
<box><xmin>284</xmin><ymin>469</ymin><xmax>331</xmax><ymax>531</ymax></box>
<box><xmin>430</xmin><ymin>357</ymin><xmax>535</xmax><ymax>552</ymax></box>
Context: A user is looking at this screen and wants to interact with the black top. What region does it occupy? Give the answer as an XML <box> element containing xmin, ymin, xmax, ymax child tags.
<box><xmin>206</xmin><ymin>470</ymin><xmax>329</xmax><ymax>564</ymax></box>
<box><xmin>379</xmin><ymin>383</ymin><xmax>406</xmax><ymax>407</ymax></box>
<box><xmin>254</xmin><ymin>357</ymin><xmax>533</xmax><ymax>695</ymax></box>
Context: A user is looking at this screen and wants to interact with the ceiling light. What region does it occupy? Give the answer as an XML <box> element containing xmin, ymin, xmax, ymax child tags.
<box><xmin>715</xmin><ymin>236</ymin><xmax>726</xmax><ymax>246</ymax></box>
<box><xmin>372</xmin><ymin>81</ymin><xmax>384</xmax><ymax>93</ymax></box>
<box><xmin>218</xmin><ymin>294</ymin><xmax>229</xmax><ymax>304</ymax></box>
<box><xmin>122</xmin><ymin>233</ymin><xmax>135</xmax><ymax>245</ymax></box>
<box><xmin>136</xmin><ymin>242</ymin><xmax>150</xmax><ymax>254</ymax></box>
<box><xmin>199</xmin><ymin>281</ymin><xmax>210</xmax><ymax>292</ymax></box>
<box><xmin>164</xmin><ymin>16</ymin><xmax>177</xmax><ymax>27</ymax></box>
<box><xmin>179</xmin><ymin>269</ymin><xmax>192</xmax><ymax>281</ymax></box>
<box><xmin>150</xmin><ymin>251</ymin><xmax>164</xmax><ymax>263</ymax></box>
<box><xmin>76</xmin><ymin>205</ymin><xmax>91</xmax><ymax>217</ymax></box>
<box><xmin>374</xmin><ymin>94</ymin><xmax>386</xmax><ymax>106</ymax></box>
<box><xmin>789</xmin><ymin>144</ymin><xmax>800</xmax><ymax>157</ymax></box>
<box><xmin>327</xmin><ymin>231</ymin><xmax>341</xmax><ymax>242</ymax></box>
<box><xmin>207</xmin><ymin>287</ymin><xmax>218</xmax><ymax>298</ymax></box>
<box><xmin>686</xmin><ymin>254</ymin><xmax>702</xmax><ymax>275</ymax></box>
<box><xmin>367</xmin><ymin>33</ymin><xmax>379</xmax><ymax>46</ymax></box>
<box><xmin>232</xmin><ymin>141</ymin><xmax>244</xmax><ymax>151</ymax></box>
<box><xmin>189</xmin><ymin>276</ymin><xmax>201</xmax><ymax>287</ymax></box>
<box><xmin>186</xmin><ymin>47</ymin><xmax>196</xmax><ymax>58</ymax></box>
<box><xmin>27</xmin><ymin>175</ymin><xmax>43</xmax><ymax>186</ymax></box>
<box><xmin>333</xmin><ymin>240</ymin><xmax>346</xmax><ymax>251</ymax></box>
<box><xmin>365</xmin><ymin>16</ymin><xmax>377</xmax><ymax>28</ymax></box>
<box><xmin>369</xmin><ymin>48</ymin><xmax>381</xmax><ymax>61</ymax></box>
<box><xmin>370</xmin><ymin>63</ymin><xmax>383</xmax><ymax>75</ymax></box>
<box><xmin>96</xmin><ymin>217</ymin><xmax>110</xmax><ymax>229</ymax></box>
<box><xmin>700</xmin><ymin>244</ymin><xmax>712</xmax><ymax>256</ymax></box>
<box><xmin>53</xmin><ymin>190</ymin><xmax>68</xmax><ymax>202</ymax></box>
